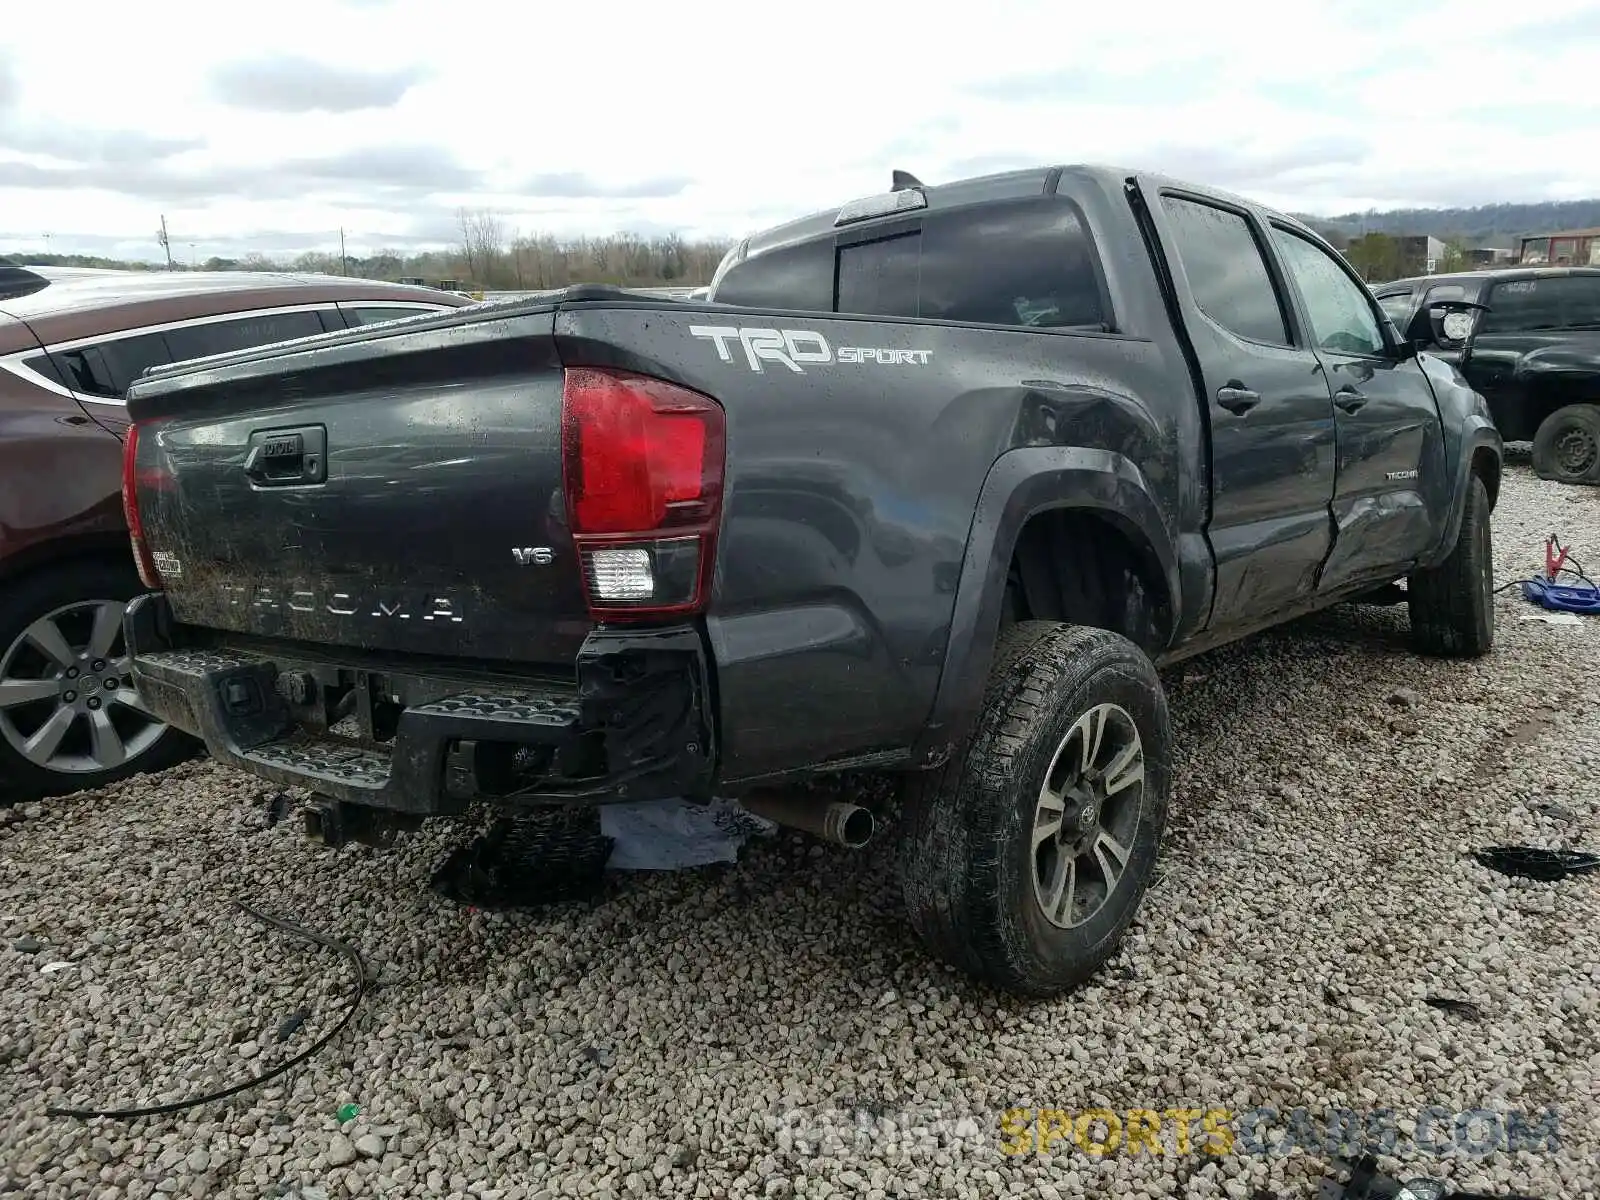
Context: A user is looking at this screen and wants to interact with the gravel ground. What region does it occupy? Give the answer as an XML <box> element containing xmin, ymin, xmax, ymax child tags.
<box><xmin>2</xmin><ymin>462</ymin><xmax>1598</xmax><ymax>1200</ymax></box>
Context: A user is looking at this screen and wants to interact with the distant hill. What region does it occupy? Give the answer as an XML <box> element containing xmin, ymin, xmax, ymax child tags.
<box><xmin>1293</xmin><ymin>199</ymin><xmax>1600</xmax><ymax>247</ymax></box>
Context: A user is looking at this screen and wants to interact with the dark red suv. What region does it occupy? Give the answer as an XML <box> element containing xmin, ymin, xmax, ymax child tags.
<box><xmin>0</xmin><ymin>265</ymin><xmax>475</xmax><ymax>798</ymax></box>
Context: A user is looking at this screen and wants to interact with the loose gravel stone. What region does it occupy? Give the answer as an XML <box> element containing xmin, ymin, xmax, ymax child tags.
<box><xmin>0</xmin><ymin>464</ymin><xmax>1596</xmax><ymax>1200</ymax></box>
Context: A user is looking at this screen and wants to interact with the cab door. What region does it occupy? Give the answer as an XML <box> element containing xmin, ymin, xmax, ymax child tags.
<box><xmin>1137</xmin><ymin>185</ymin><xmax>1338</xmax><ymax>632</ymax></box>
<box><xmin>1265</xmin><ymin>223</ymin><xmax>1449</xmax><ymax>593</ymax></box>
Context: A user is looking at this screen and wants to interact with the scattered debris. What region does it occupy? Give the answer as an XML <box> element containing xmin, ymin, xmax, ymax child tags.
<box><xmin>1424</xmin><ymin>995</ymin><xmax>1485</xmax><ymax>1020</ymax></box>
<box><xmin>1387</xmin><ymin>687</ymin><xmax>1422</xmax><ymax>709</ymax></box>
<box><xmin>601</xmin><ymin>796</ymin><xmax>778</xmax><ymax>871</ymax></box>
<box><xmin>276</xmin><ymin>1008</ymin><xmax>311</xmax><ymax>1042</ymax></box>
<box><xmin>39</xmin><ymin>961</ymin><xmax>75</xmax><ymax>974</ymax></box>
<box><xmin>11</xmin><ymin>934</ymin><xmax>43</xmax><ymax>954</ymax></box>
<box><xmin>1318</xmin><ymin>1153</ymin><xmax>1544</xmax><ymax>1200</ymax></box>
<box><xmin>1474</xmin><ymin>845</ymin><xmax>1600</xmax><ymax>882</ymax></box>
<box><xmin>584</xmin><ymin>1045</ymin><xmax>616</xmax><ymax>1069</ymax></box>
<box><xmin>262</xmin><ymin>791</ymin><xmax>292</xmax><ymax>828</ymax></box>
<box><xmin>431</xmin><ymin>810</ymin><xmax>613</xmax><ymax>909</ymax></box>
<box><xmin>335</xmin><ymin>1102</ymin><xmax>360</xmax><ymax>1123</ymax></box>
<box><xmin>1519</xmin><ymin>610</ymin><xmax>1583</xmax><ymax>626</ymax></box>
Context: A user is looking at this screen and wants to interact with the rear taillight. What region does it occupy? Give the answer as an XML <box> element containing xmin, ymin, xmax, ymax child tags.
<box><xmin>121</xmin><ymin>422</ymin><xmax>165</xmax><ymax>590</ymax></box>
<box><xmin>561</xmin><ymin>367</ymin><xmax>725</xmax><ymax>619</ymax></box>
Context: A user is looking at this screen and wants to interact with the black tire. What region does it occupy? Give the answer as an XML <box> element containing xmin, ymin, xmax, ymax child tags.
<box><xmin>1530</xmin><ymin>403</ymin><xmax>1600</xmax><ymax>486</ymax></box>
<box><xmin>897</xmin><ymin>621</ymin><xmax>1171</xmax><ymax>997</ymax></box>
<box><xmin>0</xmin><ymin>558</ymin><xmax>197</xmax><ymax>800</ymax></box>
<box><xmin>1408</xmin><ymin>474</ymin><xmax>1494</xmax><ymax>658</ymax></box>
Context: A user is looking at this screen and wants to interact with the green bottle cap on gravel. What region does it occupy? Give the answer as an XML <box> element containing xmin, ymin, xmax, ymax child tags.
<box><xmin>336</xmin><ymin>1103</ymin><xmax>359</xmax><ymax>1122</ymax></box>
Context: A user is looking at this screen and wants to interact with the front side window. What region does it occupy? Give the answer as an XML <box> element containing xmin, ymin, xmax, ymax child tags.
<box><xmin>1271</xmin><ymin>228</ymin><xmax>1386</xmax><ymax>356</ymax></box>
<box><xmin>1160</xmin><ymin>196</ymin><xmax>1290</xmax><ymax>345</ymax></box>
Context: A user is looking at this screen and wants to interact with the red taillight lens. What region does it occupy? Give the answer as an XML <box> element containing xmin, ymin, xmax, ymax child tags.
<box><xmin>121</xmin><ymin>422</ymin><xmax>165</xmax><ymax>590</ymax></box>
<box><xmin>561</xmin><ymin>367</ymin><xmax>725</xmax><ymax>618</ymax></box>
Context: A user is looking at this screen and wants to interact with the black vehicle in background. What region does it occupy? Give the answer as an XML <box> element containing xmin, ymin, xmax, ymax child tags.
<box><xmin>1375</xmin><ymin>267</ymin><xmax>1600</xmax><ymax>485</ymax></box>
<box><xmin>119</xmin><ymin>165</ymin><xmax>1501</xmax><ymax>995</ymax></box>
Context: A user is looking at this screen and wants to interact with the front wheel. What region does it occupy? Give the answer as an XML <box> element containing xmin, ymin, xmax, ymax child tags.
<box><xmin>0</xmin><ymin>559</ymin><xmax>197</xmax><ymax>799</ymax></box>
<box><xmin>1531</xmin><ymin>403</ymin><xmax>1600</xmax><ymax>486</ymax></box>
<box><xmin>1408</xmin><ymin>474</ymin><xmax>1494</xmax><ymax>658</ymax></box>
<box><xmin>897</xmin><ymin>622</ymin><xmax>1171</xmax><ymax>997</ymax></box>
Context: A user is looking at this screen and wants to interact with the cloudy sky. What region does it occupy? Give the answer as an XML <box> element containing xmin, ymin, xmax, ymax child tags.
<box><xmin>3</xmin><ymin>0</ymin><xmax>1598</xmax><ymax>263</ymax></box>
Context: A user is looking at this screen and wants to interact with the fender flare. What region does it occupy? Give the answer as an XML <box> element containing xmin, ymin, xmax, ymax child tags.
<box><xmin>1420</xmin><ymin>418</ymin><xmax>1502</xmax><ymax>569</ymax></box>
<box><xmin>909</xmin><ymin>445</ymin><xmax>1182</xmax><ymax>767</ymax></box>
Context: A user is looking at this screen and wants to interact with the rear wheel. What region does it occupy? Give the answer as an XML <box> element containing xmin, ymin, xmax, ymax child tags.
<box><xmin>1407</xmin><ymin>474</ymin><xmax>1494</xmax><ymax>658</ymax></box>
<box><xmin>898</xmin><ymin>622</ymin><xmax>1170</xmax><ymax>997</ymax></box>
<box><xmin>1530</xmin><ymin>403</ymin><xmax>1600</xmax><ymax>485</ymax></box>
<box><xmin>0</xmin><ymin>560</ymin><xmax>196</xmax><ymax>799</ymax></box>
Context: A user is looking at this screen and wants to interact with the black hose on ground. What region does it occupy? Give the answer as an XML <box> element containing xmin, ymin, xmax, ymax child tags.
<box><xmin>45</xmin><ymin>900</ymin><xmax>367</xmax><ymax>1122</ymax></box>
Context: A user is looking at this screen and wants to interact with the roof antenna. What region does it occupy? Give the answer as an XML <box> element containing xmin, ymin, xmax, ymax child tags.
<box><xmin>891</xmin><ymin>169</ymin><xmax>924</xmax><ymax>191</ymax></box>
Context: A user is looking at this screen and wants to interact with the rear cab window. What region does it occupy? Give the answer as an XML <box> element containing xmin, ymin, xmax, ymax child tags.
<box><xmin>1481</xmin><ymin>275</ymin><xmax>1600</xmax><ymax>332</ymax></box>
<box><xmin>714</xmin><ymin>195</ymin><xmax>1111</xmax><ymax>331</ymax></box>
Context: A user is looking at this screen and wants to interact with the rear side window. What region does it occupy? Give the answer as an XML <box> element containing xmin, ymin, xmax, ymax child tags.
<box><xmin>44</xmin><ymin>332</ymin><xmax>173</xmax><ymax>399</ymax></box>
<box><xmin>714</xmin><ymin>241</ymin><xmax>834</xmax><ymax>312</ymax></box>
<box><xmin>165</xmin><ymin>309</ymin><xmax>328</xmax><ymax>362</ymax></box>
<box><xmin>1160</xmin><ymin>196</ymin><xmax>1290</xmax><ymax>345</ymax></box>
<box><xmin>343</xmin><ymin>305</ymin><xmax>444</xmax><ymax>327</ymax></box>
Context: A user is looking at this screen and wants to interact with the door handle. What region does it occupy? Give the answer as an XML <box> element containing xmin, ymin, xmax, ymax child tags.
<box><xmin>1216</xmin><ymin>385</ymin><xmax>1261</xmax><ymax>415</ymax></box>
<box><xmin>242</xmin><ymin>425</ymin><xmax>327</xmax><ymax>486</ymax></box>
<box><xmin>1334</xmin><ymin>387</ymin><xmax>1368</xmax><ymax>413</ymax></box>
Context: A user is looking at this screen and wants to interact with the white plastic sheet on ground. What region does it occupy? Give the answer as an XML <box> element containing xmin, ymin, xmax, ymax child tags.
<box><xmin>600</xmin><ymin>796</ymin><xmax>778</xmax><ymax>870</ymax></box>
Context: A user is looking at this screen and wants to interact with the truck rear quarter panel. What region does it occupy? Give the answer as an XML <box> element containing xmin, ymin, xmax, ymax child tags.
<box><xmin>555</xmin><ymin>296</ymin><xmax>1195</xmax><ymax>784</ymax></box>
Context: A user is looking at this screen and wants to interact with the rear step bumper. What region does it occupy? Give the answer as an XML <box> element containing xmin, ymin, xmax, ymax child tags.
<box><xmin>123</xmin><ymin>593</ymin><xmax>716</xmax><ymax>813</ymax></box>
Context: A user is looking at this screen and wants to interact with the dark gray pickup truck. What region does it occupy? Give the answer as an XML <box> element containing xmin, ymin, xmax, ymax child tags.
<box><xmin>119</xmin><ymin>165</ymin><xmax>1503</xmax><ymax>995</ymax></box>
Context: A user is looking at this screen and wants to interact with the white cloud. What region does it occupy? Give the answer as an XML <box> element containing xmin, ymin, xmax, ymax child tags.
<box><xmin>1</xmin><ymin>0</ymin><xmax>1597</xmax><ymax>261</ymax></box>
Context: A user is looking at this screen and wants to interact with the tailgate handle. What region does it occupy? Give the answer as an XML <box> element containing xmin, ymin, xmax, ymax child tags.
<box><xmin>243</xmin><ymin>425</ymin><xmax>327</xmax><ymax>486</ymax></box>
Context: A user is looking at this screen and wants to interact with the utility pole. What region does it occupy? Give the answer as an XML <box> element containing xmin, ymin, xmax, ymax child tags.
<box><xmin>339</xmin><ymin>227</ymin><xmax>348</xmax><ymax>275</ymax></box>
<box><xmin>157</xmin><ymin>216</ymin><xmax>174</xmax><ymax>270</ymax></box>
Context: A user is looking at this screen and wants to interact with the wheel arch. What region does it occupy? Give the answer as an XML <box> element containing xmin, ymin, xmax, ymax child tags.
<box><xmin>910</xmin><ymin>445</ymin><xmax>1182</xmax><ymax>768</ymax></box>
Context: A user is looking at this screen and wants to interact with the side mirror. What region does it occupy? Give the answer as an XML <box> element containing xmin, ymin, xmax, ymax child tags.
<box><xmin>1404</xmin><ymin>299</ymin><xmax>1490</xmax><ymax>353</ymax></box>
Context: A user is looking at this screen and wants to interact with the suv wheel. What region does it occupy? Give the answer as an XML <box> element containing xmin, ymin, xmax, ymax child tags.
<box><xmin>898</xmin><ymin>622</ymin><xmax>1171</xmax><ymax>997</ymax></box>
<box><xmin>1531</xmin><ymin>403</ymin><xmax>1600</xmax><ymax>486</ymax></box>
<box><xmin>0</xmin><ymin>560</ymin><xmax>195</xmax><ymax>799</ymax></box>
<box><xmin>1407</xmin><ymin>473</ymin><xmax>1494</xmax><ymax>658</ymax></box>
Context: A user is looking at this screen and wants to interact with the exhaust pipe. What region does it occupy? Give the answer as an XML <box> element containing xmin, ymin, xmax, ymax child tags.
<box><xmin>740</xmin><ymin>790</ymin><xmax>876</xmax><ymax>849</ymax></box>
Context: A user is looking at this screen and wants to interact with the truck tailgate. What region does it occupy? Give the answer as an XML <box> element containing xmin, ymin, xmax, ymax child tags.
<box><xmin>126</xmin><ymin>306</ymin><xmax>591</xmax><ymax>666</ymax></box>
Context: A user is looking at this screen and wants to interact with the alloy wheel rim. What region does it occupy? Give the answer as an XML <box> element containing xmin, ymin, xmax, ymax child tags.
<box><xmin>1030</xmin><ymin>702</ymin><xmax>1145</xmax><ymax>930</ymax></box>
<box><xmin>0</xmin><ymin>598</ymin><xmax>165</xmax><ymax>774</ymax></box>
<box><xmin>1554</xmin><ymin>426</ymin><xmax>1597</xmax><ymax>477</ymax></box>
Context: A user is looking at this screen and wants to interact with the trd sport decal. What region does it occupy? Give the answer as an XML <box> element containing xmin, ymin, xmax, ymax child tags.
<box><xmin>689</xmin><ymin>325</ymin><xmax>932</xmax><ymax>374</ymax></box>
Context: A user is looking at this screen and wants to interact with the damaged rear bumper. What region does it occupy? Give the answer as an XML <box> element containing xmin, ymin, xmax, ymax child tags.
<box><xmin>123</xmin><ymin>593</ymin><xmax>716</xmax><ymax>813</ymax></box>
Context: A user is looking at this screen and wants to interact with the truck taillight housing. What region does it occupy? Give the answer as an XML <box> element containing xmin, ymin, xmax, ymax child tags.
<box><xmin>561</xmin><ymin>367</ymin><xmax>725</xmax><ymax>619</ymax></box>
<box><xmin>121</xmin><ymin>421</ymin><xmax>166</xmax><ymax>590</ymax></box>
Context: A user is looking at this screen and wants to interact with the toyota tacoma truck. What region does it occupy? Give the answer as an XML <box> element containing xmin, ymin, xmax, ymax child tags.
<box><xmin>118</xmin><ymin>165</ymin><xmax>1503</xmax><ymax>996</ymax></box>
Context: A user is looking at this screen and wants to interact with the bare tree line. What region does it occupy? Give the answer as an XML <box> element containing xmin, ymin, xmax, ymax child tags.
<box><xmin>8</xmin><ymin>211</ymin><xmax>736</xmax><ymax>291</ymax></box>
